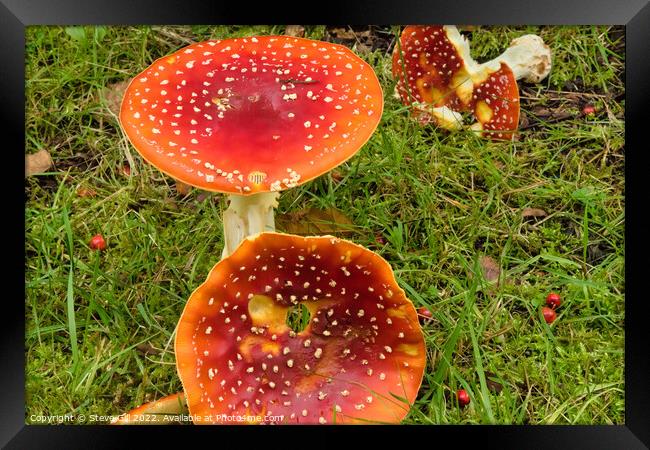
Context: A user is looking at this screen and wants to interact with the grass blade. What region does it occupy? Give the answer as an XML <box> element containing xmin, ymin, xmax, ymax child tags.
<box><xmin>62</xmin><ymin>206</ymin><xmax>79</xmax><ymax>370</ymax></box>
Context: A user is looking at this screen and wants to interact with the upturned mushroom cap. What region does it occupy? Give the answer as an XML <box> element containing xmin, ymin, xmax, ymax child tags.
<box><xmin>392</xmin><ymin>26</ymin><xmax>523</xmax><ymax>139</ymax></box>
<box><xmin>120</xmin><ymin>36</ymin><xmax>383</xmax><ymax>195</ymax></box>
<box><xmin>175</xmin><ymin>232</ymin><xmax>426</xmax><ymax>424</ymax></box>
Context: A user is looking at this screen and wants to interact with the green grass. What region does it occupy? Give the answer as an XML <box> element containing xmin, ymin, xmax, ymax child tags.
<box><xmin>25</xmin><ymin>25</ymin><xmax>625</xmax><ymax>425</ymax></box>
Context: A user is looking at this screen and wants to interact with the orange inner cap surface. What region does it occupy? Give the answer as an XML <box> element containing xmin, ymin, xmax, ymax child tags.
<box><xmin>392</xmin><ymin>25</ymin><xmax>467</xmax><ymax>110</ymax></box>
<box><xmin>120</xmin><ymin>36</ymin><xmax>383</xmax><ymax>195</ymax></box>
<box><xmin>392</xmin><ymin>26</ymin><xmax>520</xmax><ymax>139</ymax></box>
<box><xmin>175</xmin><ymin>232</ymin><xmax>426</xmax><ymax>424</ymax></box>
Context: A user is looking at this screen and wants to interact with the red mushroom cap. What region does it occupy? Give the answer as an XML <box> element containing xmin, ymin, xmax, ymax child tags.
<box><xmin>175</xmin><ymin>232</ymin><xmax>426</xmax><ymax>424</ymax></box>
<box><xmin>392</xmin><ymin>26</ymin><xmax>520</xmax><ymax>139</ymax></box>
<box><xmin>392</xmin><ymin>25</ymin><xmax>468</xmax><ymax>111</ymax></box>
<box><xmin>470</xmin><ymin>62</ymin><xmax>520</xmax><ymax>139</ymax></box>
<box><xmin>120</xmin><ymin>36</ymin><xmax>383</xmax><ymax>195</ymax></box>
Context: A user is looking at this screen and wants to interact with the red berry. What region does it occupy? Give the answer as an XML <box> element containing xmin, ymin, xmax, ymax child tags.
<box><xmin>541</xmin><ymin>306</ymin><xmax>556</xmax><ymax>324</ymax></box>
<box><xmin>89</xmin><ymin>234</ymin><xmax>107</xmax><ymax>251</ymax></box>
<box><xmin>122</xmin><ymin>164</ymin><xmax>132</xmax><ymax>177</ymax></box>
<box><xmin>546</xmin><ymin>292</ymin><xmax>561</xmax><ymax>309</ymax></box>
<box><xmin>457</xmin><ymin>389</ymin><xmax>470</xmax><ymax>407</ymax></box>
<box><xmin>582</xmin><ymin>104</ymin><xmax>596</xmax><ymax>115</ymax></box>
<box><xmin>417</xmin><ymin>307</ymin><xmax>433</xmax><ymax>320</ymax></box>
<box><xmin>374</xmin><ymin>234</ymin><xmax>385</xmax><ymax>245</ymax></box>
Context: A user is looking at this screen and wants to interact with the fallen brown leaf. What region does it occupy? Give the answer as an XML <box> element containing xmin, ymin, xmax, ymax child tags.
<box><xmin>285</xmin><ymin>25</ymin><xmax>305</xmax><ymax>37</ymax></box>
<box><xmin>175</xmin><ymin>180</ymin><xmax>192</xmax><ymax>195</ymax></box>
<box><xmin>330</xmin><ymin>28</ymin><xmax>357</xmax><ymax>40</ymax></box>
<box><xmin>25</xmin><ymin>149</ymin><xmax>53</xmax><ymax>177</ymax></box>
<box><xmin>196</xmin><ymin>192</ymin><xmax>212</xmax><ymax>203</ymax></box>
<box><xmin>163</xmin><ymin>197</ymin><xmax>179</xmax><ymax>211</ymax></box>
<box><xmin>522</xmin><ymin>207</ymin><xmax>548</xmax><ymax>218</ymax></box>
<box><xmin>136</xmin><ymin>343</ymin><xmax>161</xmax><ymax>355</ymax></box>
<box><xmin>276</xmin><ymin>207</ymin><xmax>355</xmax><ymax>236</ymax></box>
<box><xmin>354</xmin><ymin>43</ymin><xmax>371</xmax><ymax>56</ymax></box>
<box><xmin>528</xmin><ymin>105</ymin><xmax>573</xmax><ymax>121</ymax></box>
<box><xmin>518</xmin><ymin>111</ymin><xmax>530</xmax><ymax>129</ymax></box>
<box><xmin>102</xmin><ymin>79</ymin><xmax>130</xmax><ymax>117</ymax></box>
<box><xmin>76</xmin><ymin>186</ymin><xmax>97</xmax><ymax>198</ymax></box>
<box><xmin>330</xmin><ymin>170</ymin><xmax>344</xmax><ymax>183</ymax></box>
<box><xmin>485</xmin><ymin>371</ymin><xmax>504</xmax><ymax>394</ymax></box>
<box><xmin>479</xmin><ymin>255</ymin><xmax>500</xmax><ymax>283</ymax></box>
<box><xmin>457</xmin><ymin>25</ymin><xmax>480</xmax><ymax>32</ymax></box>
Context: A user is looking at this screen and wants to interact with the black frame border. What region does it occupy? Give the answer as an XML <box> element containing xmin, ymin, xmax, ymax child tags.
<box><xmin>8</xmin><ymin>0</ymin><xmax>649</xmax><ymax>448</ymax></box>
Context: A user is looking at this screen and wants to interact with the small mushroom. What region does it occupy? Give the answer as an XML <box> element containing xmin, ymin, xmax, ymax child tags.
<box><xmin>175</xmin><ymin>232</ymin><xmax>426</xmax><ymax>424</ymax></box>
<box><xmin>120</xmin><ymin>36</ymin><xmax>383</xmax><ymax>257</ymax></box>
<box><xmin>392</xmin><ymin>25</ymin><xmax>551</xmax><ymax>139</ymax></box>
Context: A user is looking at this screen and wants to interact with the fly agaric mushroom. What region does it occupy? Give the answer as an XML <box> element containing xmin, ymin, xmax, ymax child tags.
<box><xmin>174</xmin><ymin>232</ymin><xmax>426</xmax><ymax>424</ymax></box>
<box><xmin>120</xmin><ymin>36</ymin><xmax>383</xmax><ymax>257</ymax></box>
<box><xmin>392</xmin><ymin>25</ymin><xmax>551</xmax><ymax>139</ymax></box>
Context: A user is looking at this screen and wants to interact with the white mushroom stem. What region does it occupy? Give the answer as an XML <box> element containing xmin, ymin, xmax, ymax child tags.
<box><xmin>482</xmin><ymin>34</ymin><xmax>552</xmax><ymax>83</ymax></box>
<box><xmin>222</xmin><ymin>191</ymin><xmax>280</xmax><ymax>258</ymax></box>
<box><xmin>444</xmin><ymin>25</ymin><xmax>551</xmax><ymax>84</ymax></box>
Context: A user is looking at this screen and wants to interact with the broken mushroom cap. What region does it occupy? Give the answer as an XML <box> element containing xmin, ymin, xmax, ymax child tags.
<box><xmin>120</xmin><ymin>36</ymin><xmax>383</xmax><ymax>195</ymax></box>
<box><xmin>469</xmin><ymin>62</ymin><xmax>520</xmax><ymax>139</ymax></box>
<box><xmin>175</xmin><ymin>232</ymin><xmax>426</xmax><ymax>424</ymax></box>
<box><xmin>392</xmin><ymin>25</ymin><xmax>470</xmax><ymax>113</ymax></box>
<box><xmin>392</xmin><ymin>26</ymin><xmax>531</xmax><ymax>139</ymax></box>
<box><xmin>112</xmin><ymin>392</ymin><xmax>187</xmax><ymax>425</ymax></box>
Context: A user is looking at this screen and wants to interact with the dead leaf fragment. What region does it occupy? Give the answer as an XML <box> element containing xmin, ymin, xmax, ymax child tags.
<box><xmin>163</xmin><ymin>197</ymin><xmax>179</xmax><ymax>211</ymax></box>
<box><xmin>175</xmin><ymin>180</ymin><xmax>192</xmax><ymax>195</ymax></box>
<box><xmin>277</xmin><ymin>207</ymin><xmax>355</xmax><ymax>236</ymax></box>
<box><xmin>485</xmin><ymin>371</ymin><xmax>504</xmax><ymax>393</ymax></box>
<box><xmin>25</xmin><ymin>149</ymin><xmax>53</xmax><ymax>177</ymax></box>
<box><xmin>330</xmin><ymin>28</ymin><xmax>357</xmax><ymax>40</ymax></box>
<box><xmin>354</xmin><ymin>43</ymin><xmax>371</xmax><ymax>56</ymax></box>
<box><xmin>285</xmin><ymin>25</ymin><xmax>305</xmax><ymax>37</ymax></box>
<box><xmin>330</xmin><ymin>170</ymin><xmax>344</xmax><ymax>183</ymax></box>
<box><xmin>136</xmin><ymin>343</ymin><xmax>161</xmax><ymax>355</ymax></box>
<box><xmin>521</xmin><ymin>207</ymin><xmax>548</xmax><ymax>218</ymax></box>
<box><xmin>479</xmin><ymin>255</ymin><xmax>500</xmax><ymax>283</ymax></box>
<box><xmin>102</xmin><ymin>79</ymin><xmax>130</xmax><ymax>117</ymax></box>
<box><xmin>76</xmin><ymin>186</ymin><xmax>97</xmax><ymax>198</ymax></box>
<box><xmin>196</xmin><ymin>192</ymin><xmax>213</xmax><ymax>203</ymax></box>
